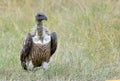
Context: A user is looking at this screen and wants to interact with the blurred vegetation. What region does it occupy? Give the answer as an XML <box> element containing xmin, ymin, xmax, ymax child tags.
<box><xmin>0</xmin><ymin>0</ymin><xmax>120</xmax><ymax>81</ymax></box>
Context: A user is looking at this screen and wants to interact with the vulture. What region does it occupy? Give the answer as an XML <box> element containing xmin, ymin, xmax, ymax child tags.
<box><xmin>20</xmin><ymin>13</ymin><xmax>57</xmax><ymax>70</ymax></box>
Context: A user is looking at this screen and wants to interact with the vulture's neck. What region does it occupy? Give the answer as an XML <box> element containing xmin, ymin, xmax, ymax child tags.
<box><xmin>36</xmin><ymin>23</ymin><xmax>44</xmax><ymax>41</ymax></box>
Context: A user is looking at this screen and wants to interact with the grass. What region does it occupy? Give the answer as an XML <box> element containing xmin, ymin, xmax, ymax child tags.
<box><xmin>0</xmin><ymin>0</ymin><xmax>120</xmax><ymax>81</ymax></box>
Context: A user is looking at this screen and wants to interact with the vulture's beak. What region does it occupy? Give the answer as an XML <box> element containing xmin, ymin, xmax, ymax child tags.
<box><xmin>35</xmin><ymin>13</ymin><xmax>47</xmax><ymax>21</ymax></box>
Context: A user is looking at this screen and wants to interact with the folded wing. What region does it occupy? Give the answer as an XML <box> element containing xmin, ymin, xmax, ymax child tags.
<box><xmin>50</xmin><ymin>32</ymin><xmax>57</xmax><ymax>56</ymax></box>
<box><xmin>20</xmin><ymin>33</ymin><xmax>33</xmax><ymax>70</ymax></box>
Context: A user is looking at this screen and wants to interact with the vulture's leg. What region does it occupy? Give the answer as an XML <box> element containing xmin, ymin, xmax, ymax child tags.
<box><xmin>42</xmin><ymin>62</ymin><xmax>49</xmax><ymax>70</ymax></box>
<box><xmin>26</xmin><ymin>60</ymin><xmax>34</xmax><ymax>71</ymax></box>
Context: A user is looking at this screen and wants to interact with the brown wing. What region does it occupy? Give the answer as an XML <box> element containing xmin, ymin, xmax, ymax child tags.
<box><xmin>20</xmin><ymin>33</ymin><xmax>33</xmax><ymax>70</ymax></box>
<box><xmin>50</xmin><ymin>32</ymin><xmax>57</xmax><ymax>56</ymax></box>
<box><xmin>20</xmin><ymin>49</ymin><xmax>27</xmax><ymax>70</ymax></box>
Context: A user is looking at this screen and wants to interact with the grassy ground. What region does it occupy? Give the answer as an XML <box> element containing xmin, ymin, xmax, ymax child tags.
<box><xmin>0</xmin><ymin>0</ymin><xmax>120</xmax><ymax>81</ymax></box>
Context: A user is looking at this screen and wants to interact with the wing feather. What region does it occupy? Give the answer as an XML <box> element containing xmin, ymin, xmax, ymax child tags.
<box><xmin>20</xmin><ymin>33</ymin><xmax>32</xmax><ymax>70</ymax></box>
<box><xmin>50</xmin><ymin>32</ymin><xmax>57</xmax><ymax>56</ymax></box>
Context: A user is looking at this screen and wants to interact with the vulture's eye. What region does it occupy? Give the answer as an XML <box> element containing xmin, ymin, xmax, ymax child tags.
<box><xmin>38</xmin><ymin>14</ymin><xmax>42</xmax><ymax>17</ymax></box>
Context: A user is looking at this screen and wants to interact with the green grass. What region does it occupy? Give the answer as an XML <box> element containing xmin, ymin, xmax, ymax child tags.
<box><xmin>0</xmin><ymin>0</ymin><xmax>120</xmax><ymax>81</ymax></box>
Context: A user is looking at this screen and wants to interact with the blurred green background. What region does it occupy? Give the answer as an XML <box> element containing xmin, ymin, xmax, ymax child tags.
<box><xmin>0</xmin><ymin>0</ymin><xmax>120</xmax><ymax>81</ymax></box>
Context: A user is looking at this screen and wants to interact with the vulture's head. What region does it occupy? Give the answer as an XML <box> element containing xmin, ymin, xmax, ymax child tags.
<box><xmin>35</xmin><ymin>13</ymin><xmax>47</xmax><ymax>25</ymax></box>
